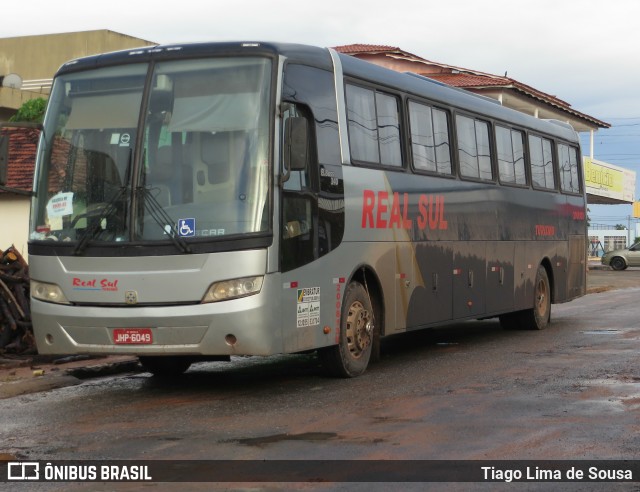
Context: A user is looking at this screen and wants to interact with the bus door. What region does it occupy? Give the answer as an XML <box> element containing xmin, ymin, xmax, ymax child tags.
<box><xmin>279</xmin><ymin>103</ymin><xmax>322</xmax><ymax>352</ymax></box>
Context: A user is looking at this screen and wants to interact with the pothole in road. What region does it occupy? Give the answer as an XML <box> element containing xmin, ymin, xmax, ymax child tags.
<box><xmin>574</xmin><ymin>376</ymin><xmax>640</xmax><ymax>412</ymax></box>
<box><xmin>580</xmin><ymin>329</ymin><xmax>622</xmax><ymax>335</ymax></box>
<box><xmin>233</xmin><ymin>432</ymin><xmax>338</xmax><ymax>447</ymax></box>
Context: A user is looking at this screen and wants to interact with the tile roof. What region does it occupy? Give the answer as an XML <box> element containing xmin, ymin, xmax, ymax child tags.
<box><xmin>333</xmin><ymin>44</ymin><xmax>401</xmax><ymax>54</ymax></box>
<box><xmin>425</xmin><ymin>72</ymin><xmax>572</xmax><ymax>107</ymax></box>
<box><xmin>0</xmin><ymin>127</ymin><xmax>39</xmax><ymax>194</ymax></box>
<box><xmin>334</xmin><ymin>44</ymin><xmax>610</xmax><ymax>129</ymax></box>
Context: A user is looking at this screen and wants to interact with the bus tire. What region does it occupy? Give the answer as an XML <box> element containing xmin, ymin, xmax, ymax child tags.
<box><xmin>320</xmin><ymin>282</ymin><xmax>374</xmax><ymax>378</ymax></box>
<box><xmin>139</xmin><ymin>356</ymin><xmax>192</xmax><ymax>377</ymax></box>
<box><xmin>499</xmin><ymin>265</ymin><xmax>550</xmax><ymax>330</ymax></box>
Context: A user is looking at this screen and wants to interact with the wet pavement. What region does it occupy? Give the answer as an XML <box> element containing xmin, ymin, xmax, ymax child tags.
<box><xmin>0</xmin><ymin>266</ymin><xmax>639</xmax><ymax>490</ymax></box>
<box><xmin>0</xmin><ymin>261</ymin><xmax>637</xmax><ymax>400</ymax></box>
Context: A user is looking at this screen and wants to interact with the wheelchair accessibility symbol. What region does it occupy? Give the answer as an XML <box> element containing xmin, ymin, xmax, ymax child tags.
<box><xmin>178</xmin><ymin>218</ymin><xmax>196</xmax><ymax>237</ymax></box>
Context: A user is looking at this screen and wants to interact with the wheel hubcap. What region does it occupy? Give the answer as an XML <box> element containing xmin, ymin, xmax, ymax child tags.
<box><xmin>346</xmin><ymin>300</ymin><xmax>373</xmax><ymax>358</ymax></box>
<box><xmin>535</xmin><ymin>278</ymin><xmax>549</xmax><ymax>317</ymax></box>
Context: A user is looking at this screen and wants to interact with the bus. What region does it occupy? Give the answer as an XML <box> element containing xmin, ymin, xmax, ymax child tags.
<box><xmin>6</xmin><ymin>41</ymin><xmax>587</xmax><ymax>378</ymax></box>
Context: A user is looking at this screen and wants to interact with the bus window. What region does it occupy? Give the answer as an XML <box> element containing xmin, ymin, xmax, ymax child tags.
<box><xmin>346</xmin><ymin>84</ymin><xmax>402</xmax><ymax>167</ymax></box>
<box><xmin>456</xmin><ymin>115</ymin><xmax>493</xmax><ymax>180</ymax></box>
<box><xmin>375</xmin><ymin>92</ymin><xmax>402</xmax><ymax>166</ymax></box>
<box><xmin>496</xmin><ymin>126</ymin><xmax>526</xmax><ymax>185</ymax></box>
<box><xmin>409</xmin><ymin>101</ymin><xmax>452</xmax><ymax>175</ymax></box>
<box><xmin>558</xmin><ymin>144</ymin><xmax>580</xmax><ymax>194</ymax></box>
<box><xmin>529</xmin><ymin>135</ymin><xmax>556</xmax><ymax>190</ymax></box>
<box><xmin>281</xmin><ymin>103</ymin><xmax>318</xmax><ymax>272</ymax></box>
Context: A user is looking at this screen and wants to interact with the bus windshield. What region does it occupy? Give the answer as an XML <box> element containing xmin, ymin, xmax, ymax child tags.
<box><xmin>31</xmin><ymin>57</ymin><xmax>272</xmax><ymax>250</ymax></box>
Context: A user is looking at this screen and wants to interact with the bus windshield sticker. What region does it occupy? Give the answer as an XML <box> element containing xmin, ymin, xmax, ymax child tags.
<box><xmin>119</xmin><ymin>133</ymin><xmax>131</xmax><ymax>147</ymax></box>
<box><xmin>297</xmin><ymin>287</ymin><xmax>321</xmax><ymax>328</ymax></box>
<box><xmin>46</xmin><ymin>192</ymin><xmax>74</xmax><ymax>218</ymax></box>
<box><xmin>178</xmin><ymin>218</ymin><xmax>196</xmax><ymax>237</ymax></box>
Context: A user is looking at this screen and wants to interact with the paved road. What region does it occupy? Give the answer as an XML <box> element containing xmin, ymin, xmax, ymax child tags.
<box><xmin>1</xmin><ymin>275</ymin><xmax>639</xmax><ymax>490</ymax></box>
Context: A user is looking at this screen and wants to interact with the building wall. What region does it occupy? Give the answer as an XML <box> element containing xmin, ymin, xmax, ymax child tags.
<box><xmin>0</xmin><ymin>195</ymin><xmax>30</xmax><ymax>258</ymax></box>
<box><xmin>0</xmin><ymin>30</ymin><xmax>155</xmax><ymax>82</ymax></box>
<box><xmin>354</xmin><ymin>53</ymin><xmax>448</xmax><ymax>75</ymax></box>
<box><xmin>0</xmin><ymin>30</ymin><xmax>155</xmax><ymax>112</ymax></box>
<box><xmin>588</xmin><ymin>229</ymin><xmax>635</xmax><ymax>257</ymax></box>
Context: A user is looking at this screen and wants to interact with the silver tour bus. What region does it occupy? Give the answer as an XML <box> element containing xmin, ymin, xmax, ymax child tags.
<box><xmin>13</xmin><ymin>42</ymin><xmax>587</xmax><ymax>377</ymax></box>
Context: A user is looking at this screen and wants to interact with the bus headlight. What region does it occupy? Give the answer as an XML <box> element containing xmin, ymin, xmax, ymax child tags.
<box><xmin>202</xmin><ymin>276</ymin><xmax>264</xmax><ymax>303</ymax></box>
<box><xmin>31</xmin><ymin>280</ymin><xmax>71</xmax><ymax>305</ymax></box>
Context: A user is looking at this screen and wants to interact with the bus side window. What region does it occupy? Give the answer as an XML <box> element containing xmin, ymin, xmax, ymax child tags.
<box><xmin>529</xmin><ymin>135</ymin><xmax>556</xmax><ymax>190</ymax></box>
<box><xmin>558</xmin><ymin>144</ymin><xmax>580</xmax><ymax>194</ymax></box>
<box><xmin>496</xmin><ymin>126</ymin><xmax>526</xmax><ymax>185</ymax></box>
<box><xmin>346</xmin><ymin>84</ymin><xmax>402</xmax><ymax>167</ymax></box>
<box><xmin>456</xmin><ymin>114</ymin><xmax>493</xmax><ymax>180</ymax></box>
<box><xmin>409</xmin><ymin>101</ymin><xmax>452</xmax><ymax>175</ymax></box>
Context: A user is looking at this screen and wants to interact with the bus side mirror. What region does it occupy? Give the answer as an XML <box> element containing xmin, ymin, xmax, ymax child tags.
<box><xmin>284</xmin><ymin>117</ymin><xmax>309</xmax><ymax>173</ymax></box>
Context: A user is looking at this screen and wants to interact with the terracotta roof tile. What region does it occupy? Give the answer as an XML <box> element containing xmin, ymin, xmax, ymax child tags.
<box><xmin>426</xmin><ymin>73</ymin><xmax>572</xmax><ymax>108</ymax></box>
<box><xmin>335</xmin><ymin>43</ymin><xmax>609</xmax><ymax>129</ymax></box>
<box><xmin>333</xmin><ymin>44</ymin><xmax>400</xmax><ymax>54</ymax></box>
<box><xmin>0</xmin><ymin>128</ymin><xmax>39</xmax><ymax>194</ymax></box>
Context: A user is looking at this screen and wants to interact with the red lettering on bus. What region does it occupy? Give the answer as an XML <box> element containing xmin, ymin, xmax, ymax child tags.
<box><xmin>72</xmin><ymin>278</ymin><xmax>96</xmax><ymax>288</ymax></box>
<box><xmin>376</xmin><ymin>191</ymin><xmax>388</xmax><ymax>229</ymax></box>
<box><xmin>535</xmin><ymin>225</ymin><xmax>556</xmax><ymax>236</ymax></box>
<box><xmin>362</xmin><ymin>189</ymin><xmax>447</xmax><ymax>231</ymax></box>
<box><xmin>387</xmin><ymin>192</ymin><xmax>413</xmax><ymax>229</ymax></box>
<box><xmin>402</xmin><ymin>193</ymin><xmax>412</xmax><ymax>229</ymax></box>
<box><xmin>362</xmin><ymin>189</ymin><xmax>376</xmax><ymax>228</ymax></box>
<box><xmin>100</xmin><ymin>278</ymin><xmax>119</xmax><ymax>291</ymax></box>
<box><xmin>417</xmin><ymin>194</ymin><xmax>447</xmax><ymax>231</ymax></box>
<box><xmin>389</xmin><ymin>192</ymin><xmax>402</xmax><ymax>229</ymax></box>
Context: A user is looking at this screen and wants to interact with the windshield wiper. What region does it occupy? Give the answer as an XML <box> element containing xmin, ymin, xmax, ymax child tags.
<box><xmin>137</xmin><ymin>186</ymin><xmax>192</xmax><ymax>254</ymax></box>
<box><xmin>73</xmin><ymin>186</ymin><xmax>128</xmax><ymax>256</ymax></box>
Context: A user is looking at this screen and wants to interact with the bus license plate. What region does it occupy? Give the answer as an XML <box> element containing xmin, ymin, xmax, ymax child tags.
<box><xmin>113</xmin><ymin>328</ymin><xmax>153</xmax><ymax>345</ymax></box>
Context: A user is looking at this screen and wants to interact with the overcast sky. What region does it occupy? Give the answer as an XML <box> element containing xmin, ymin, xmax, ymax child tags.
<box><xmin>5</xmin><ymin>0</ymin><xmax>638</xmax><ymax>118</ymax></box>
<box><xmin>5</xmin><ymin>0</ymin><xmax>640</xmax><ymax>223</ymax></box>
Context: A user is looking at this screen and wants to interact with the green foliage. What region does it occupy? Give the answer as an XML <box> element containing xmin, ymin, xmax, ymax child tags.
<box><xmin>9</xmin><ymin>97</ymin><xmax>47</xmax><ymax>123</ymax></box>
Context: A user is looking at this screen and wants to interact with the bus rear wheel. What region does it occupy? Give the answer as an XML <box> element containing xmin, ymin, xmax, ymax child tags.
<box><xmin>499</xmin><ymin>265</ymin><xmax>550</xmax><ymax>330</ymax></box>
<box><xmin>320</xmin><ymin>282</ymin><xmax>375</xmax><ymax>378</ymax></box>
<box><xmin>139</xmin><ymin>356</ymin><xmax>192</xmax><ymax>377</ymax></box>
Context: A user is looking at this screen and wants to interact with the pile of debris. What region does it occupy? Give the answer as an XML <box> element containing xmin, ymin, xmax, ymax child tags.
<box><xmin>0</xmin><ymin>246</ymin><xmax>35</xmax><ymax>354</ymax></box>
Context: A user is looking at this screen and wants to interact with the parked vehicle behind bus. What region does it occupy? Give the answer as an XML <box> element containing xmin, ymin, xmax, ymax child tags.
<box><xmin>601</xmin><ymin>242</ymin><xmax>640</xmax><ymax>270</ymax></box>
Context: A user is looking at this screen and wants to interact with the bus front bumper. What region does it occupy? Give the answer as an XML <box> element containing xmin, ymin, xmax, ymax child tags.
<box><xmin>31</xmin><ymin>287</ymin><xmax>281</xmax><ymax>357</ymax></box>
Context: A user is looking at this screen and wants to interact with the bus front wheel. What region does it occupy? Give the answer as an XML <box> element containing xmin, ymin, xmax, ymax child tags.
<box><xmin>320</xmin><ymin>282</ymin><xmax>375</xmax><ymax>378</ymax></box>
<box><xmin>139</xmin><ymin>356</ymin><xmax>192</xmax><ymax>377</ymax></box>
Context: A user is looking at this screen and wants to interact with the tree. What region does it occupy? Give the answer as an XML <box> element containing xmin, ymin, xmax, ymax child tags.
<box><xmin>8</xmin><ymin>97</ymin><xmax>47</xmax><ymax>123</ymax></box>
<box><xmin>615</xmin><ymin>224</ymin><xmax>627</xmax><ymax>230</ymax></box>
